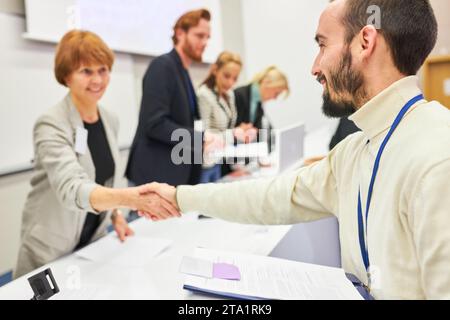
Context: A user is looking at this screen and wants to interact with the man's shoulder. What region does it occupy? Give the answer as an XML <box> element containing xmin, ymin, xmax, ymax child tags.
<box><xmin>411</xmin><ymin>102</ymin><xmax>450</xmax><ymax>157</ymax></box>
<box><xmin>407</xmin><ymin>101</ymin><xmax>450</xmax><ymax>147</ymax></box>
<box><xmin>331</xmin><ymin>129</ymin><xmax>366</xmax><ymax>152</ymax></box>
<box><xmin>147</xmin><ymin>52</ymin><xmax>177</xmax><ymax>73</ymax></box>
<box><xmin>153</xmin><ymin>51</ymin><xmax>175</xmax><ymax>65</ymax></box>
<box><xmin>416</xmin><ymin>101</ymin><xmax>450</xmax><ymax>126</ymax></box>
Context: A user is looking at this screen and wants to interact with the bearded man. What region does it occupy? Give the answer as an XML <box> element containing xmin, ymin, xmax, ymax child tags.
<box><xmin>141</xmin><ymin>0</ymin><xmax>450</xmax><ymax>300</ymax></box>
<box><xmin>127</xmin><ymin>9</ymin><xmax>211</xmax><ymax>187</ymax></box>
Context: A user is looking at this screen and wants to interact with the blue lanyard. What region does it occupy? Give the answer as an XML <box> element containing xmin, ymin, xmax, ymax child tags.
<box><xmin>357</xmin><ymin>94</ymin><xmax>424</xmax><ymax>276</ymax></box>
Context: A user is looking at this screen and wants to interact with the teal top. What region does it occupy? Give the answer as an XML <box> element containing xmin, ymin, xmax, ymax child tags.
<box><xmin>249</xmin><ymin>83</ymin><xmax>261</xmax><ymax>124</ymax></box>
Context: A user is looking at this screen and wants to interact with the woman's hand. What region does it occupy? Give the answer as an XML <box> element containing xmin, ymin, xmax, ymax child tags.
<box><xmin>112</xmin><ymin>210</ymin><xmax>134</xmax><ymax>242</ymax></box>
<box><xmin>89</xmin><ymin>186</ymin><xmax>181</xmax><ymax>219</ymax></box>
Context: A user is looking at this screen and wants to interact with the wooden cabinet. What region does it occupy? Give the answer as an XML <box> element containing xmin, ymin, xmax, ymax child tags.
<box><xmin>423</xmin><ymin>55</ymin><xmax>450</xmax><ymax>109</ymax></box>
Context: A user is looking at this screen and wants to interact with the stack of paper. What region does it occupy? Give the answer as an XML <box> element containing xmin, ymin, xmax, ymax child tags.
<box><xmin>182</xmin><ymin>248</ymin><xmax>363</xmax><ymax>300</ymax></box>
<box><xmin>75</xmin><ymin>234</ymin><xmax>172</xmax><ymax>267</ymax></box>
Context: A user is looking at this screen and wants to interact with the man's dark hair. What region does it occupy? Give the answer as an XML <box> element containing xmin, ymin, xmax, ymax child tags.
<box><xmin>338</xmin><ymin>0</ymin><xmax>438</xmax><ymax>75</ymax></box>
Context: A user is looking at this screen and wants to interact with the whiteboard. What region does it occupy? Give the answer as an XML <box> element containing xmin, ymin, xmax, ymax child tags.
<box><xmin>24</xmin><ymin>0</ymin><xmax>223</xmax><ymax>63</ymax></box>
<box><xmin>0</xmin><ymin>13</ymin><xmax>138</xmax><ymax>176</ymax></box>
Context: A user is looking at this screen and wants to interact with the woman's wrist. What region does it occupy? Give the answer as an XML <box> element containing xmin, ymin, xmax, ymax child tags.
<box><xmin>111</xmin><ymin>209</ymin><xmax>123</xmax><ymax>222</ymax></box>
<box><xmin>114</xmin><ymin>188</ymin><xmax>133</xmax><ymax>209</ymax></box>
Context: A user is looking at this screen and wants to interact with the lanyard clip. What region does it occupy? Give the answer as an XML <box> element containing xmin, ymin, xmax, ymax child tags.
<box><xmin>365</xmin><ymin>272</ymin><xmax>372</xmax><ymax>293</ymax></box>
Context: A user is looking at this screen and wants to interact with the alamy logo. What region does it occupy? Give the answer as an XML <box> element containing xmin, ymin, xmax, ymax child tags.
<box><xmin>367</xmin><ymin>5</ymin><xmax>381</xmax><ymax>29</ymax></box>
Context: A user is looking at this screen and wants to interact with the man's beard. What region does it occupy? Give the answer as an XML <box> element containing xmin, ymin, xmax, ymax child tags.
<box><xmin>319</xmin><ymin>48</ymin><xmax>367</xmax><ymax>118</ymax></box>
<box><xmin>183</xmin><ymin>40</ymin><xmax>202</xmax><ymax>63</ymax></box>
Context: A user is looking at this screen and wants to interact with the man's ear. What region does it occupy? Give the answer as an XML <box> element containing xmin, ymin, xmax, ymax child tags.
<box><xmin>175</xmin><ymin>28</ymin><xmax>185</xmax><ymax>45</ymax></box>
<box><xmin>357</xmin><ymin>25</ymin><xmax>378</xmax><ymax>60</ymax></box>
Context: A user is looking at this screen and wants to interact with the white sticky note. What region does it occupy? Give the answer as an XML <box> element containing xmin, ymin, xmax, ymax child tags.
<box><xmin>179</xmin><ymin>256</ymin><xmax>213</xmax><ymax>279</ymax></box>
<box><xmin>444</xmin><ymin>79</ymin><xmax>450</xmax><ymax>97</ymax></box>
<box><xmin>75</xmin><ymin>127</ymin><xmax>88</xmax><ymax>155</ymax></box>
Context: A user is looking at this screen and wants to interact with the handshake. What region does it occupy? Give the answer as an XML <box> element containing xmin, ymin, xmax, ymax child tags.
<box><xmin>123</xmin><ymin>183</ymin><xmax>181</xmax><ymax>221</ymax></box>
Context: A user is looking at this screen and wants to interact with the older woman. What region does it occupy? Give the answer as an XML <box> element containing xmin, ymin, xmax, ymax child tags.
<box><xmin>14</xmin><ymin>30</ymin><xmax>178</xmax><ymax>278</ymax></box>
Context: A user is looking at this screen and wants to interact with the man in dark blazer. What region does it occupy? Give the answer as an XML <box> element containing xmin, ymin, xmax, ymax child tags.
<box><xmin>126</xmin><ymin>9</ymin><xmax>211</xmax><ymax>186</ymax></box>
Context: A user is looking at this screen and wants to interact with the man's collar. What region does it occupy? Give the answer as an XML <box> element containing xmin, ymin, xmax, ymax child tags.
<box><xmin>170</xmin><ymin>48</ymin><xmax>187</xmax><ymax>71</ymax></box>
<box><xmin>349</xmin><ymin>76</ymin><xmax>425</xmax><ymax>140</ymax></box>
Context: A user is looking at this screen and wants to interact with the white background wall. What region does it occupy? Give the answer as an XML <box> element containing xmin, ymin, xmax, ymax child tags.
<box><xmin>1</xmin><ymin>0</ymin><xmax>449</xmax><ymax>277</ymax></box>
<box><xmin>241</xmin><ymin>0</ymin><xmax>336</xmax><ymax>133</ymax></box>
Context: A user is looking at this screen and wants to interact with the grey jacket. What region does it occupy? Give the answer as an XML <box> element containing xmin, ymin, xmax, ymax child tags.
<box><xmin>15</xmin><ymin>94</ymin><xmax>122</xmax><ymax>278</ymax></box>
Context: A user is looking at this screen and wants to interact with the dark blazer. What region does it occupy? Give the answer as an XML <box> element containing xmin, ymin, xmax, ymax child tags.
<box><xmin>234</xmin><ymin>84</ymin><xmax>265</xmax><ymax>129</ymax></box>
<box><xmin>234</xmin><ymin>84</ymin><xmax>275</xmax><ymax>156</ymax></box>
<box><xmin>329</xmin><ymin>117</ymin><xmax>361</xmax><ymax>150</ymax></box>
<box><xmin>126</xmin><ymin>49</ymin><xmax>203</xmax><ymax>186</ymax></box>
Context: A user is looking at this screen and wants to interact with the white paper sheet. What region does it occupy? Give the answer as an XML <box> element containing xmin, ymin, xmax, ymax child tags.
<box><xmin>179</xmin><ymin>256</ymin><xmax>213</xmax><ymax>278</ymax></box>
<box><xmin>183</xmin><ymin>248</ymin><xmax>363</xmax><ymax>300</ymax></box>
<box><xmin>75</xmin><ymin>234</ymin><xmax>172</xmax><ymax>267</ymax></box>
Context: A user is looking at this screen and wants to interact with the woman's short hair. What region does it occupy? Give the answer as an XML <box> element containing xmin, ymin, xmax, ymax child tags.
<box><xmin>203</xmin><ymin>51</ymin><xmax>242</xmax><ymax>90</ymax></box>
<box><xmin>54</xmin><ymin>30</ymin><xmax>114</xmax><ymax>86</ymax></box>
<box><xmin>251</xmin><ymin>66</ymin><xmax>290</xmax><ymax>97</ymax></box>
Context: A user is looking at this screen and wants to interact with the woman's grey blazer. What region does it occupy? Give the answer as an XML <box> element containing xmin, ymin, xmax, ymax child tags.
<box><xmin>15</xmin><ymin>94</ymin><xmax>123</xmax><ymax>278</ymax></box>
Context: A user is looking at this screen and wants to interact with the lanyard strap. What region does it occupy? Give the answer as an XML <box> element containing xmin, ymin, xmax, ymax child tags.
<box><xmin>357</xmin><ymin>94</ymin><xmax>424</xmax><ymax>272</ymax></box>
<box><xmin>214</xmin><ymin>90</ymin><xmax>234</xmax><ymax>129</ymax></box>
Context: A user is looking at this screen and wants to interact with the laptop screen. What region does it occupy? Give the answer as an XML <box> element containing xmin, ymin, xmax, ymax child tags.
<box><xmin>276</xmin><ymin>123</ymin><xmax>305</xmax><ymax>173</ymax></box>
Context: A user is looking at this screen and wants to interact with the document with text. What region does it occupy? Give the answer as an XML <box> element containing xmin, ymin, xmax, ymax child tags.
<box><xmin>183</xmin><ymin>248</ymin><xmax>363</xmax><ymax>300</ymax></box>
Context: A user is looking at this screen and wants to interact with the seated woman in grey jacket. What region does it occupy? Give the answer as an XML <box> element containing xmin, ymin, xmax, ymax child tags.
<box><xmin>197</xmin><ymin>51</ymin><xmax>250</xmax><ymax>183</ymax></box>
<box><xmin>15</xmin><ymin>30</ymin><xmax>179</xmax><ymax>278</ymax></box>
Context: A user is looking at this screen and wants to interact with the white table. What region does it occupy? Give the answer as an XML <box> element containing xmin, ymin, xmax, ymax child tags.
<box><xmin>0</xmin><ymin>125</ymin><xmax>340</xmax><ymax>300</ymax></box>
<box><xmin>0</xmin><ymin>214</ymin><xmax>290</xmax><ymax>300</ymax></box>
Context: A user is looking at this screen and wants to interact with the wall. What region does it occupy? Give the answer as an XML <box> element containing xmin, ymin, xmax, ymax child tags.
<box><xmin>240</xmin><ymin>0</ymin><xmax>337</xmax><ymax>133</ymax></box>
<box><xmin>219</xmin><ymin>0</ymin><xmax>247</xmax><ymax>81</ymax></box>
<box><xmin>430</xmin><ymin>0</ymin><xmax>450</xmax><ymax>56</ymax></box>
<box><xmin>0</xmin><ymin>0</ymin><xmax>24</xmax><ymax>15</ymax></box>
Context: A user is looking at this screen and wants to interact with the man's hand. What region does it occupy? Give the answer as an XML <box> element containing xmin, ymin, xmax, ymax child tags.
<box><xmin>136</xmin><ymin>183</ymin><xmax>179</xmax><ymax>221</ymax></box>
<box><xmin>112</xmin><ymin>210</ymin><xmax>134</xmax><ymax>242</ymax></box>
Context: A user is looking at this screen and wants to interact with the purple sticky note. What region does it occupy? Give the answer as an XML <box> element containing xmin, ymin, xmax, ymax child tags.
<box><xmin>213</xmin><ymin>263</ymin><xmax>241</xmax><ymax>281</ymax></box>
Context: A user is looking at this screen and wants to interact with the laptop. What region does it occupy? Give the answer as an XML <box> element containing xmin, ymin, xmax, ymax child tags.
<box><xmin>274</xmin><ymin>122</ymin><xmax>305</xmax><ymax>173</ymax></box>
